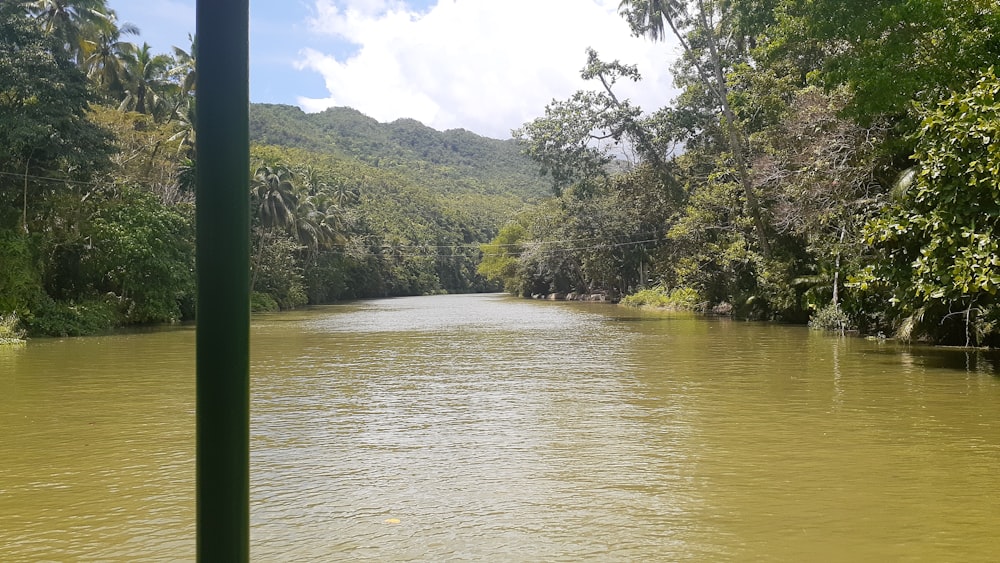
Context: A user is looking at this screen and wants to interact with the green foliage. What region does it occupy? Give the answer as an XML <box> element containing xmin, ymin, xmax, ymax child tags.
<box><xmin>0</xmin><ymin>4</ymin><xmax>113</xmax><ymax>231</ymax></box>
<box><xmin>0</xmin><ymin>312</ymin><xmax>27</xmax><ymax>343</ymax></box>
<box><xmin>477</xmin><ymin>170</ymin><xmax>672</xmax><ymax>299</ymax></box>
<box><xmin>24</xmin><ymin>295</ymin><xmax>118</xmax><ymax>337</ymax></box>
<box><xmin>797</xmin><ymin>0</ymin><xmax>1000</xmax><ymax>122</ymax></box>
<box><xmin>478</xmin><ymin>222</ymin><xmax>529</xmax><ymax>294</ymax></box>
<box><xmin>0</xmin><ymin>230</ymin><xmax>44</xmax><ymax>315</ymax></box>
<box><xmin>245</xmin><ymin>112</ymin><xmax>541</xmax><ymax>303</ymax></box>
<box><xmin>250</xmin><ymin>291</ymin><xmax>279</xmax><ymax>313</ymax></box>
<box><xmin>808</xmin><ymin>303</ymin><xmax>850</xmax><ymax>332</ymax></box>
<box><xmin>252</xmin><ymin>230</ymin><xmax>308</xmax><ymax>310</ymax></box>
<box><xmin>621</xmin><ymin>286</ymin><xmax>702</xmax><ymax>311</ymax></box>
<box><xmin>84</xmin><ymin>186</ymin><xmax>195</xmax><ymax>323</ymax></box>
<box><xmin>513</xmin><ymin>48</ymin><xmax>677</xmax><ymax>195</ymax></box>
<box><xmin>249</xmin><ymin>104</ymin><xmax>550</xmax><ymax>201</ymax></box>
<box><xmin>87</xmin><ymin>106</ymin><xmax>188</xmax><ymax>193</ymax></box>
<box><xmin>856</xmin><ymin>69</ymin><xmax>1000</xmax><ymax>344</ymax></box>
<box><xmin>495</xmin><ymin>0</ymin><xmax>1000</xmax><ymax>343</ymax></box>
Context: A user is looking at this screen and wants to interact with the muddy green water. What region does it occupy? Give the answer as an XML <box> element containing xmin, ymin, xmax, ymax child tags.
<box><xmin>2</xmin><ymin>294</ymin><xmax>999</xmax><ymax>561</ymax></box>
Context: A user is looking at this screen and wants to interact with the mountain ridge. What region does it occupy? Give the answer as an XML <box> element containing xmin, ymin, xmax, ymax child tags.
<box><xmin>249</xmin><ymin>103</ymin><xmax>550</xmax><ymax>200</ymax></box>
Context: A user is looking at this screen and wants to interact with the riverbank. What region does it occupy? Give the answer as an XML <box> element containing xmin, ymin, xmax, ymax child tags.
<box><xmin>529</xmin><ymin>291</ymin><xmax>616</xmax><ymax>302</ymax></box>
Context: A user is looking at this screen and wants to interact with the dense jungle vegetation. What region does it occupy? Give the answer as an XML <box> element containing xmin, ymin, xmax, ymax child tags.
<box><xmin>479</xmin><ymin>0</ymin><xmax>1000</xmax><ymax>346</ymax></box>
<box><xmin>3</xmin><ymin>1</ymin><xmax>1000</xmax><ymax>347</ymax></box>
<box><xmin>0</xmin><ymin>1</ymin><xmax>547</xmax><ymax>337</ymax></box>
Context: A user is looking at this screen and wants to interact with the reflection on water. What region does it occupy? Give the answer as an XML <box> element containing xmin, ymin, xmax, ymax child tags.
<box><xmin>2</xmin><ymin>294</ymin><xmax>1000</xmax><ymax>561</ymax></box>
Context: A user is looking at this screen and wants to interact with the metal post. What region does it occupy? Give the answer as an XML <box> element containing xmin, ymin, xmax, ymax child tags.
<box><xmin>195</xmin><ymin>0</ymin><xmax>250</xmax><ymax>560</ymax></box>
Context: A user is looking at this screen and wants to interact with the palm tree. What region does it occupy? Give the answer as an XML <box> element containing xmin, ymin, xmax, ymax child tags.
<box><xmin>250</xmin><ymin>163</ymin><xmax>298</xmax><ymax>290</ymax></box>
<box><xmin>252</xmin><ymin>163</ymin><xmax>298</xmax><ymax>231</ymax></box>
<box><xmin>22</xmin><ymin>0</ymin><xmax>111</xmax><ymax>63</ymax></box>
<box><xmin>170</xmin><ymin>33</ymin><xmax>197</xmax><ymax>97</ymax></box>
<box><xmin>331</xmin><ymin>177</ymin><xmax>360</xmax><ymax>207</ymax></box>
<box><xmin>174</xmin><ymin>157</ymin><xmax>196</xmax><ymax>194</ymax></box>
<box><xmin>119</xmin><ymin>41</ymin><xmax>173</xmax><ymax>118</ymax></box>
<box><xmin>80</xmin><ymin>10</ymin><xmax>138</xmax><ymax>102</ymax></box>
<box><xmin>296</xmin><ymin>165</ymin><xmax>327</xmax><ymax>196</ymax></box>
<box><xmin>168</xmin><ymin>98</ymin><xmax>197</xmax><ymax>157</ymax></box>
<box><xmin>618</xmin><ymin>0</ymin><xmax>681</xmax><ymax>42</ymax></box>
<box><xmin>287</xmin><ymin>167</ymin><xmax>352</xmax><ymax>255</ymax></box>
<box><xmin>292</xmin><ymin>191</ymin><xmax>346</xmax><ymax>253</ymax></box>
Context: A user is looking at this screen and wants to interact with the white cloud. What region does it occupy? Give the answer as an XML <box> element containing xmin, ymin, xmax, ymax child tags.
<box><xmin>297</xmin><ymin>0</ymin><xmax>680</xmax><ymax>139</ymax></box>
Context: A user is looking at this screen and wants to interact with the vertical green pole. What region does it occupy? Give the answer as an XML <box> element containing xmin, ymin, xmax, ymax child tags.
<box><xmin>195</xmin><ymin>0</ymin><xmax>250</xmax><ymax>560</ymax></box>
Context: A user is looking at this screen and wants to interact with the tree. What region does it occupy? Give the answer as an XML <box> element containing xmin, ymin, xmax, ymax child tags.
<box><xmin>251</xmin><ymin>163</ymin><xmax>298</xmax><ymax>231</ymax></box>
<box><xmin>514</xmin><ymin>48</ymin><xmax>677</xmax><ymax>196</ymax></box>
<box><xmin>619</xmin><ymin>0</ymin><xmax>771</xmax><ymax>255</ymax></box>
<box><xmin>0</xmin><ymin>4</ymin><xmax>112</xmax><ymax>232</ymax></box>
<box><xmin>478</xmin><ymin>221</ymin><xmax>528</xmax><ymax>294</ymax></box>
<box><xmin>80</xmin><ymin>9</ymin><xmax>138</xmax><ymax>103</ymax></box>
<box><xmin>250</xmin><ymin>163</ymin><xmax>298</xmax><ymax>290</ymax></box>
<box><xmin>619</xmin><ymin>0</ymin><xmax>681</xmax><ymax>41</ymax></box>
<box><xmin>168</xmin><ymin>98</ymin><xmax>197</xmax><ymax>158</ymax></box>
<box><xmin>330</xmin><ymin>177</ymin><xmax>360</xmax><ymax>207</ymax></box>
<box><xmin>795</xmin><ymin>0</ymin><xmax>1000</xmax><ymax>122</ymax></box>
<box><xmin>856</xmin><ymin>69</ymin><xmax>1000</xmax><ymax>346</ymax></box>
<box><xmin>21</xmin><ymin>0</ymin><xmax>111</xmax><ymax>63</ymax></box>
<box><xmin>754</xmin><ymin>87</ymin><xmax>889</xmax><ymax>310</ymax></box>
<box><xmin>292</xmin><ymin>187</ymin><xmax>346</xmax><ymax>254</ymax></box>
<box><xmin>118</xmin><ymin>41</ymin><xmax>172</xmax><ymax>117</ymax></box>
<box><xmin>84</xmin><ymin>185</ymin><xmax>195</xmax><ymax>323</ymax></box>
<box><xmin>169</xmin><ymin>33</ymin><xmax>197</xmax><ymax>97</ymax></box>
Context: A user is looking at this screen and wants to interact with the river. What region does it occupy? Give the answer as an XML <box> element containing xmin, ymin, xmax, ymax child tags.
<box><xmin>2</xmin><ymin>293</ymin><xmax>999</xmax><ymax>561</ymax></box>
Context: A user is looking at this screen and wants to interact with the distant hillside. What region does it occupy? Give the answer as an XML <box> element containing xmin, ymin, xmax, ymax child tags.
<box><xmin>249</xmin><ymin>104</ymin><xmax>551</xmax><ymax>200</ymax></box>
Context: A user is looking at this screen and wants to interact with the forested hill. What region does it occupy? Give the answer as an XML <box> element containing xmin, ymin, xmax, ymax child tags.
<box><xmin>2</xmin><ymin>1</ymin><xmax>564</xmax><ymax>338</ymax></box>
<box><xmin>249</xmin><ymin>104</ymin><xmax>550</xmax><ymax>200</ymax></box>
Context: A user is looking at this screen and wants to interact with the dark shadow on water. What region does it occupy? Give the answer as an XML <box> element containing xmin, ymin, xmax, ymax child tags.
<box><xmin>866</xmin><ymin>343</ymin><xmax>1000</xmax><ymax>375</ymax></box>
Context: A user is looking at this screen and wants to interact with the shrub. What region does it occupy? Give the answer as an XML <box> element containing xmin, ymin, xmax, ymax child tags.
<box><xmin>809</xmin><ymin>303</ymin><xmax>851</xmax><ymax>332</ymax></box>
<box><xmin>250</xmin><ymin>291</ymin><xmax>280</xmax><ymax>313</ymax></box>
<box><xmin>23</xmin><ymin>297</ymin><xmax>119</xmax><ymax>337</ymax></box>
<box><xmin>0</xmin><ymin>312</ymin><xmax>26</xmax><ymax>343</ymax></box>
<box><xmin>621</xmin><ymin>286</ymin><xmax>702</xmax><ymax>311</ymax></box>
<box><xmin>0</xmin><ymin>230</ymin><xmax>43</xmax><ymax>315</ymax></box>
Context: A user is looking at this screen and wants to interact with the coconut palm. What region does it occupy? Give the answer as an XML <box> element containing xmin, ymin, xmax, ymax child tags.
<box><xmin>170</xmin><ymin>33</ymin><xmax>197</xmax><ymax>97</ymax></box>
<box><xmin>296</xmin><ymin>165</ymin><xmax>328</xmax><ymax>196</ymax></box>
<box><xmin>252</xmin><ymin>163</ymin><xmax>298</xmax><ymax>231</ymax></box>
<box><xmin>331</xmin><ymin>177</ymin><xmax>361</xmax><ymax>207</ymax></box>
<box><xmin>22</xmin><ymin>0</ymin><xmax>110</xmax><ymax>63</ymax></box>
<box><xmin>80</xmin><ymin>10</ymin><xmax>138</xmax><ymax>102</ymax></box>
<box><xmin>119</xmin><ymin>41</ymin><xmax>173</xmax><ymax>118</ymax></box>
<box><xmin>618</xmin><ymin>0</ymin><xmax>682</xmax><ymax>41</ymax></box>
<box><xmin>174</xmin><ymin>157</ymin><xmax>196</xmax><ymax>194</ymax></box>
<box><xmin>168</xmin><ymin>98</ymin><xmax>196</xmax><ymax>157</ymax></box>
<box><xmin>293</xmin><ymin>190</ymin><xmax>347</xmax><ymax>253</ymax></box>
<box><xmin>250</xmin><ymin>163</ymin><xmax>298</xmax><ymax>290</ymax></box>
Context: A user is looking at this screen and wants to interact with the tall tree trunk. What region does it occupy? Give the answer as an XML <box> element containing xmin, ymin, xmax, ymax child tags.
<box><xmin>635</xmin><ymin>0</ymin><xmax>771</xmax><ymax>256</ymax></box>
<box><xmin>136</xmin><ymin>82</ymin><xmax>147</xmax><ymax>114</ymax></box>
<box><xmin>250</xmin><ymin>229</ymin><xmax>268</xmax><ymax>293</ymax></box>
<box><xmin>698</xmin><ymin>0</ymin><xmax>770</xmax><ymax>256</ymax></box>
<box><xmin>832</xmin><ymin>227</ymin><xmax>846</xmax><ymax>306</ymax></box>
<box><xmin>22</xmin><ymin>157</ymin><xmax>31</xmax><ymax>234</ymax></box>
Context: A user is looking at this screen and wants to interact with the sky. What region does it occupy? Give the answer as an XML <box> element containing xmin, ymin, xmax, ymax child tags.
<box><xmin>110</xmin><ymin>0</ymin><xmax>680</xmax><ymax>140</ymax></box>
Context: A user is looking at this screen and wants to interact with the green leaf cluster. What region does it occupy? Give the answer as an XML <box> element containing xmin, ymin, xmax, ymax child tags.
<box><xmin>858</xmin><ymin>69</ymin><xmax>1000</xmax><ymax>344</ymax></box>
